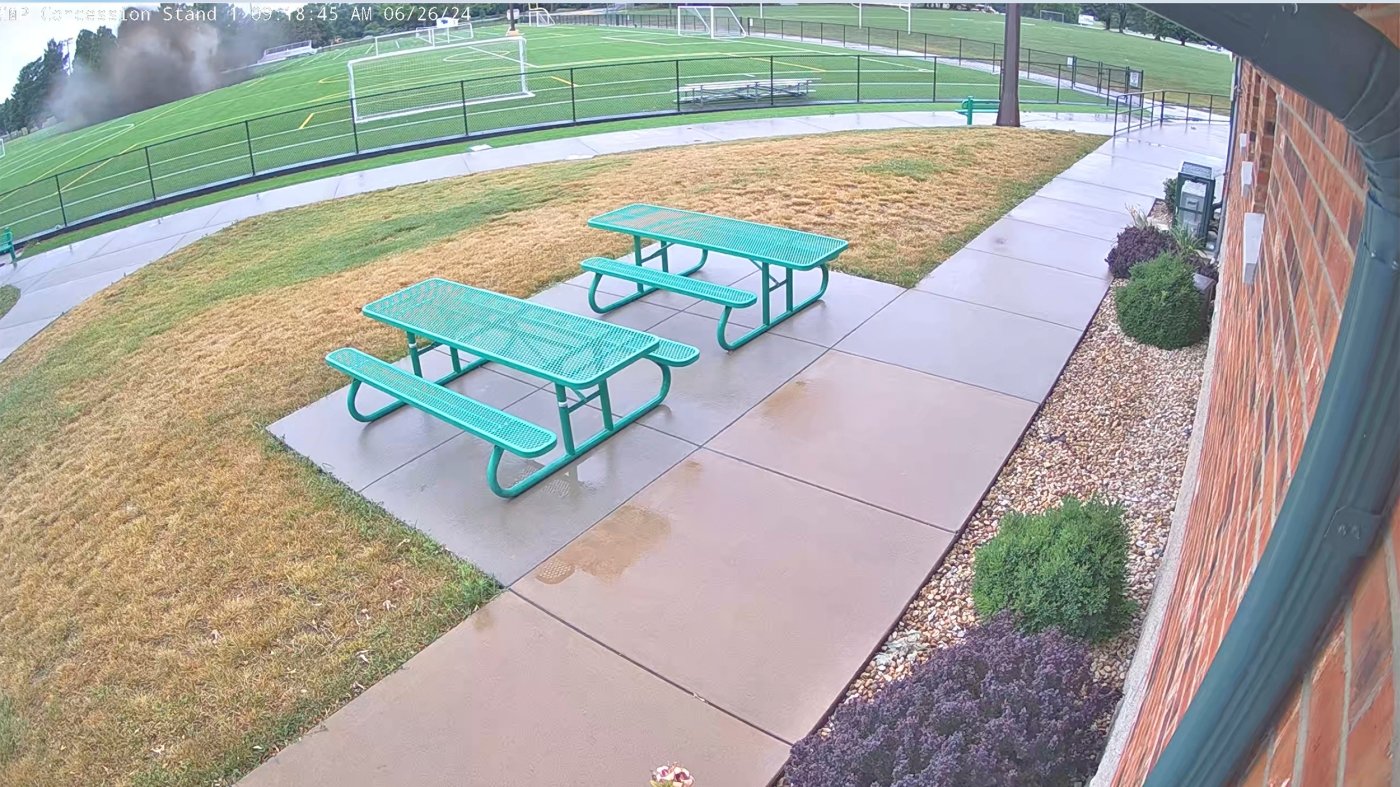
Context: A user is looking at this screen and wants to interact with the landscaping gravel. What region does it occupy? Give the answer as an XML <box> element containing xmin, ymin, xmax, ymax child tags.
<box><xmin>849</xmin><ymin>284</ymin><xmax>1208</xmax><ymax>698</ymax></box>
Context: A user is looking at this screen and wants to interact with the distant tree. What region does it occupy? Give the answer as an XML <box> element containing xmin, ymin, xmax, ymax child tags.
<box><xmin>73</xmin><ymin>26</ymin><xmax>117</xmax><ymax>72</ymax></box>
<box><xmin>7</xmin><ymin>40</ymin><xmax>68</xmax><ymax>128</ymax></box>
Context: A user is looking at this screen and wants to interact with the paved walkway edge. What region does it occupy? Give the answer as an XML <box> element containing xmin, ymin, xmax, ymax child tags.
<box><xmin>0</xmin><ymin>109</ymin><xmax>1124</xmax><ymax>362</ymax></box>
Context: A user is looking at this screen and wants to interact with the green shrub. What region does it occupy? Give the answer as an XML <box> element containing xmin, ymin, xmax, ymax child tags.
<box><xmin>972</xmin><ymin>497</ymin><xmax>1133</xmax><ymax>643</ymax></box>
<box><xmin>1115</xmin><ymin>255</ymin><xmax>1209</xmax><ymax>349</ymax></box>
<box><xmin>1162</xmin><ymin>177</ymin><xmax>1179</xmax><ymax>216</ymax></box>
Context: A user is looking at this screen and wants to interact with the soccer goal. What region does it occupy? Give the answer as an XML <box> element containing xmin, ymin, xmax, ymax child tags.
<box><xmin>526</xmin><ymin>6</ymin><xmax>555</xmax><ymax>26</ymax></box>
<box><xmin>677</xmin><ymin>6</ymin><xmax>746</xmax><ymax>38</ymax></box>
<box><xmin>850</xmin><ymin>2</ymin><xmax>912</xmax><ymax>34</ymax></box>
<box><xmin>0</xmin><ymin>137</ymin><xmax>6</xmax><ymax>160</ymax></box>
<box><xmin>370</xmin><ymin>22</ymin><xmax>474</xmax><ymax>56</ymax></box>
<box><xmin>1039</xmin><ymin>10</ymin><xmax>1066</xmax><ymax>23</ymax></box>
<box><xmin>348</xmin><ymin>36</ymin><xmax>530</xmax><ymax>124</ymax></box>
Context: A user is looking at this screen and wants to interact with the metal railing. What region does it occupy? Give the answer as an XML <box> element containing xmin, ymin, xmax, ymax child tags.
<box><xmin>0</xmin><ymin>49</ymin><xmax>1118</xmax><ymax>247</ymax></box>
<box><xmin>563</xmin><ymin>12</ymin><xmax>1145</xmax><ymax>102</ymax></box>
<box><xmin>1111</xmin><ymin>90</ymin><xmax>1233</xmax><ymax>135</ymax></box>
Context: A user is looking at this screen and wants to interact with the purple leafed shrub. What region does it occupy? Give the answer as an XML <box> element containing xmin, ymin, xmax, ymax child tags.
<box><xmin>1106</xmin><ymin>225</ymin><xmax>1177</xmax><ymax>279</ymax></box>
<box><xmin>787</xmin><ymin>614</ymin><xmax>1118</xmax><ymax>787</ymax></box>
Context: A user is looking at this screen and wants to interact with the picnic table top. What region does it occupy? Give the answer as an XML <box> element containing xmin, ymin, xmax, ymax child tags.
<box><xmin>363</xmin><ymin>278</ymin><xmax>660</xmax><ymax>387</ymax></box>
<box><xmin>587</xmin><ymin>203</ymin><xmax>849</xmax><ymax>270</ymax></box>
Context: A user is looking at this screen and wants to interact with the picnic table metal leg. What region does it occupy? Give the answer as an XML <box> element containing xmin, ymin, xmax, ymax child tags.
<box><xmin>585</xmin><ymin>241</ymin><xmax>708</xmax><ymax>314</ymax></box>
<box><xmin>717</xmin><ymin>264</ymin><xmax>829</xmax><ymax>351</ymax></box>
<box><xmin>485</xmin><ymin>361</ymin><xmax>673</xmax><ymax>498</ymax></box>
<box><xmin>343</xmin><ymin>332</ymin><xmax>488</xmax><ymax>422</ymax></box>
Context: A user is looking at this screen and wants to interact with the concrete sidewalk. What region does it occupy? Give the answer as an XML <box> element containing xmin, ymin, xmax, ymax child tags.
<box><xmin>242</xmin><ymin>120</ymin><xmax>1229</xmax><ymax>785</ymax></box>
<box><xmin>0</xmin><ymin>109</ymin><xmax>1120</xmax><ymax>363</ymax></box>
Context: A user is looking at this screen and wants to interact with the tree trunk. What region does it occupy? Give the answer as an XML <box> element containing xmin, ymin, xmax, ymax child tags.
<box><xmin>996</xmin><ymin>4</ymin><xmax>1021</xmax><ymax>127</ymax></box>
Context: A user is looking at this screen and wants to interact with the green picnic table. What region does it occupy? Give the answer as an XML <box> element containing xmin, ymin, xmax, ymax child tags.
<box><xmin>583</xmin><ymin>204</ymin><xmax>849</xmax><ymax>350</ymax></box>
<box><xmin>327</xmin><ymin>278</ymin><xmax>698</xmax><ymax>498</ymax></box>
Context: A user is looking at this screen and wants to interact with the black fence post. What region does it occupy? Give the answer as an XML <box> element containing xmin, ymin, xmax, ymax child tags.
<box><xmin>54</xmin><ymin>175</ymin><xmax>68</xmax><ymax>226</ymax></box>
<box><xmin>1208</xmin><ymin>93</ymin><xmax>1215</xmax><ymax>121</ymax></box>
<box><xmin>570</xmin><ymin>68</ymin><xmax>578</xmax><ymax>123</ymax></box>
<box><xmin>958</xmin><ymin>38</ymin><xmax>962</xmax><ymax>63</ymax></box>
<box><xmin>1055</xmin><ymin>65</ymin><xmax>1061</xmax><ymax>104</ymax></box>
<box><xmin>769</xmin><ymin>56</ymin><xmax>775</xmax><ymax>107</ymax></box>
<box><xmin>856</xmin><ymin>56</ymin><xmax>862</xmax><ymax>102</ymax></box>
<box><xmin>460</xmin><ymin>81</ymin><xmax>469</xmax><ymax>136</ymax></box>
<box><xmin>143</xmin><ymin>147</ymin><xmax>156</xmax><ymax>200</ymax></box>
<box><xmin>675</xmin><ymin>60</ymin><xmax>681</xmax><ymax>113</ymax></box>
<box><xmin>932</xmin><ymin>58</ymin><xmax>938</xmax><ymax>103</ymax></box>
<box><xmin>243</xmin><ymin>120</ymin><xmax>256</xmax><ymax>175</ymax></box>
<box><xmin>923</xmin><ymin>33</ymin><xmax>928</xmax><ymax>59</ymax></box>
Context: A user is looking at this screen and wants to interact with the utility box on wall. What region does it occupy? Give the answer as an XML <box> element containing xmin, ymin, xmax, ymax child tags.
<box><xmin>1175</xmin><ymin>162</ymin><xmax>1217</xmax><ymax>242</ymax></box>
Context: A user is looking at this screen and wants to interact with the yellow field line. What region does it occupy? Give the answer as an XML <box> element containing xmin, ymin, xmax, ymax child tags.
<box><xmin>60</xmin><ymin>142</ymin><xmax>142</xmax><ymax>189</ymax></box>
<box><xmin>549</xmin><ymin>75</ymin><xmax>576</xmax><ymax>86</ymax></box>
<box><xmin>298</xmin><ymin>111</ymin><xmax>317</xmax><ymax>130</ymax></box>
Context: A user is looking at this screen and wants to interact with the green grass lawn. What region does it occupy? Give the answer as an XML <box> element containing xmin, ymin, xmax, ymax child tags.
<box><xmin>0</xmin><ymin>18</ymin><xmax>1103</xmax><ymax>242</ymax></box>
<box><xmin>0</xmin><ymin>286</ymin><xmax>16</xmax><ymax>320</ymax></box>
<box><xmin>0</xmin><ymin>127</ymin><xmax>1101</xmax><ymax>785</ymax></box>
<box><xmin>726</xmin><ymin>5</ymin><xmax>1233</xmax><ymax>95</ymax></box>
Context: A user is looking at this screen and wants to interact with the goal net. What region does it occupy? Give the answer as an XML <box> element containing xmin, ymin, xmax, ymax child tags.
<box><xmin>677</xmin><ymin>6</ymin><xmax>746</xmax><ymax>38</ymax></box>
<box><xmin>1039</xmin><ymin>10</ymin><xmax>1066</xmax><ymax>23</ymax></box>
<box><xmin>348</xmin><ymin>36</ymin><xmax>530</xmax><ymax>124</ymax></box>
<box><xmin>526</xmin><ymin>7</ymin><xmax>555</xmax><ymax>26</ymax></box>
<box><xmin>371</xmin><ymin>22</ymin><xmax>474</xmax><ymax>56</ymax></box>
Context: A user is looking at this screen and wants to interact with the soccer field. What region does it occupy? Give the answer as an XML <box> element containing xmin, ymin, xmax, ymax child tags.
<box><xmin>728</xmin><ymin>4</ymin><xmax>1234</xmax><ymax>95</ymax></box>
<box><xmin>0</xmin><ymin>19</ymin><xmax>1080</xmax><ymax>241</ymax></box>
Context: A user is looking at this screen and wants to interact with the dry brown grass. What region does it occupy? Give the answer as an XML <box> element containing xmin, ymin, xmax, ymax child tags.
<box><xmin>0</xmin><ymin>127</ymin><xmax>1101</xmax><ymax>786</ymax></box>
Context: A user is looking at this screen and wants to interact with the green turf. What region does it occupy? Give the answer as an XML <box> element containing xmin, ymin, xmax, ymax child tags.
<box><xmin>726</xmin><ymin>5</ymin><xmax>1233</xmax><ymax>95</ymax></box>
<box><xmin>0</xmin><ymin>18</ymin><xmax>1107</xmax><ymax>243</ymax></box>
<box><xmin>23</xmin><ymin>99</ymin><xmax>1116</xmax><ymax>256</ymax></box>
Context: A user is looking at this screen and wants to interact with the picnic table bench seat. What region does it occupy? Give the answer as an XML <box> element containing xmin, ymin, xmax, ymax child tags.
<box><xmin>332</xmin><ymin>278</ymin><xmax>700</xmax><ymax>498</ymax></box>
<box><xmin>581</xmin><ymin>257</ymin><xmax>757</xmax><ymax>308</ymax></box>
<box><xmin>327</xmin><ymin>347</ymin><xmax>556</xmax><ymax>458</ymax></box>
<box><xmin>959</xmin><ymin>97</ymin><xmax>999</xmax><ymax>125</ymax></box>
<box><xmin>584</xmin><ymin>204</ymin><xmax>849</xmax><ymax>350</ymax></box>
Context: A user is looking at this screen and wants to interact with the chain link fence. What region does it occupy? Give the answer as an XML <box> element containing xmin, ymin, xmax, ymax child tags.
<box><xmin>1</xmin><ymin>23</ymin><xmax>1142</xmax><ymax>247</ymax></box>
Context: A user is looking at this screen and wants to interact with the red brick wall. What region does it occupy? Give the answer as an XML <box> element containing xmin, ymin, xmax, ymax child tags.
<box><xmin>1107</xmin><ymin>5</ymin><xmax>1399</xmax><ymax>784</ymax></box>
<box><xmin>1232</xmin><ymin>506</ymin><xmax>1397</xmax><ymax>787</ymax></box>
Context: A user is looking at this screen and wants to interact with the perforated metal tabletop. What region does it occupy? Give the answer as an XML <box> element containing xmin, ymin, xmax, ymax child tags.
<box><xmin>587</xmin><ymin>203</ymin><xmax>849</xmax><ymax>270</ymax></box>
<box><xmin>362</xmin><ymin>278</ymin><xmax>659</xmax><ymax>387</ymax></box>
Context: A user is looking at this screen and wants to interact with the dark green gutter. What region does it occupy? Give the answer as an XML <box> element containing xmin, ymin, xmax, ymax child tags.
<box><xmin>1138</xmin><ymin>4</ymin><xmax>1399</xmax><ymax>786</ymax></box>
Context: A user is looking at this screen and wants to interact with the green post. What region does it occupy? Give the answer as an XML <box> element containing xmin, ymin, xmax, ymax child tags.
<box><xmin>932</xmin><ymin>58</ymin><xmax>938</xmax><ymax>103</ymax></box>
<box><xmin>769</xmin><ymin>57</ymin><xmax>775</xmax><ymax>107</ymax></box>
<box><xmin>856</xmin><ymin>56</ymin><xmax>861</xmax><ymax>101</ymax></box>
